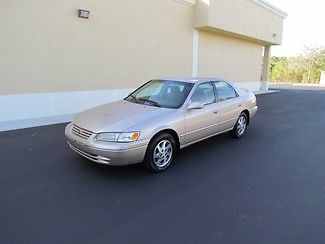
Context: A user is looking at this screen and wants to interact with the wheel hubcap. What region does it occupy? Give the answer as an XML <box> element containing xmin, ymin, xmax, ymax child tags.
<box><xmin>153</xmin><ymin>140</ymin><xmax>173</xmax><ymax>167</ymax></box>
<box><xmin>237</xmin><ymin>116</ymin><xmax>246</xmax><ymax>135</ymax></box>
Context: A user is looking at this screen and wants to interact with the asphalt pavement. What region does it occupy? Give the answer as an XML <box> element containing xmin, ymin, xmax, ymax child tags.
<box><xmin>1</xmin><ymin>86</ymin><xmax>325</xmax><ymax>243</ymax></box>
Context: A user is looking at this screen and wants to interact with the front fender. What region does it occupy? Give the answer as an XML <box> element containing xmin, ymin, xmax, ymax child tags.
<box><xmin>127</xmin><ymin>113</ymin><xmax>186</xmax><ymax>145</ymax></box>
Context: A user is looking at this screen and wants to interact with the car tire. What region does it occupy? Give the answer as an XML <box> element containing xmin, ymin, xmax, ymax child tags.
<box><xmin>143</xmin><ymin>133</ymin><xmax>177</xmax><ymax>172</ymax></box>
<box><xmin>230</xmin><ymin>112</ymin><xmax>248</xmax><ymax>138</ymax></box>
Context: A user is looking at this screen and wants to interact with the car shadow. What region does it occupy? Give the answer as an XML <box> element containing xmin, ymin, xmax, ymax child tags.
<box><xmin>72</xmin><ymin>131</ymin><xmax>239</xmax><ymax>179</ymax></box>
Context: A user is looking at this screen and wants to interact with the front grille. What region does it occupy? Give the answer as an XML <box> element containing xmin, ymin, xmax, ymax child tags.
<box><xmin>71</xmin><ymin>124</ymin><xmax>93</xmax><ymax>139</ymax></box>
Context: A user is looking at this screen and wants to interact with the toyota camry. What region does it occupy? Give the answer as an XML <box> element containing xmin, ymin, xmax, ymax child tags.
<box><xmin>65</xmin><ymin>78</ymin><xmax>257</xmax><ymax>172</ymax></box>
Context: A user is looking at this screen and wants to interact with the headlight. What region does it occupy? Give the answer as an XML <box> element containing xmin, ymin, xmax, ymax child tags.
<box><xmin>95</xmin><ymin>132</ymin><xmax>140</xmax><ymax>143</ymax></box>
<box><xmin>96</xmin><ymin>133</ymin><xmax>120</xmax><ymax>142</ymax></box>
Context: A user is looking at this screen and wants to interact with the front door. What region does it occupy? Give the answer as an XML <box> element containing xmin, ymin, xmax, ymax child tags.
<box><xmin>185</xmin><ymin>82</ymin><xmax>218</xmax><ymax>144</ymax></box>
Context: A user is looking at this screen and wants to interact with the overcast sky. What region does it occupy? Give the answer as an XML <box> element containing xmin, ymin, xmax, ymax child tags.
<box><xmin>266</xmin><ymin>0</ymin><xmax>325</xmax><ymax>57</ymax></box>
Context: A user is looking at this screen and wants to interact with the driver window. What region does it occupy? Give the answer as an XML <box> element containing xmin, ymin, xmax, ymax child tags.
<box><xmin>191</xmin><ymin>82</ymin><xmax>215</xmax><ymax>105</ymax></box>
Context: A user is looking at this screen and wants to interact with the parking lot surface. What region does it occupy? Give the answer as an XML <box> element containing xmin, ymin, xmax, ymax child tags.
<box><xmin>1</xmin><ymin>86</ymin><xmax>325</xmax><ymax>243</ymax></box>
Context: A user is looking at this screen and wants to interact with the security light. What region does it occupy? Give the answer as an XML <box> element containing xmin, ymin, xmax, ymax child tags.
<box><xmin>78</xmin><ymin>9</ymin><xmax>90</xmax><ymax>19</ymax></box>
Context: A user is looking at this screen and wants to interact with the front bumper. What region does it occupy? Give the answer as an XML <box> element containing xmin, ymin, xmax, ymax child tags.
<box><xmin>65</xmin><ymin>123</ymin><xmax>149</xmax><ymax>166</ymax></box>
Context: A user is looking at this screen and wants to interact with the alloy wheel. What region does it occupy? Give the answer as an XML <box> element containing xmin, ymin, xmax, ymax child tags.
<box><xmin>153</xmin><ymin>139</ymin><xmax>173</xmax><ymax>167</ymax></box>
<box><xmin>236</xmin><ymin>116</ymin><xmax>246</xmax><ymax>135</ymax></box>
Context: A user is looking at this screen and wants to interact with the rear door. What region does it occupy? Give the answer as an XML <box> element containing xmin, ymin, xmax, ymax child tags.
<box><xmin>213</xmin><ymin>81</ymin><xmax>242</xmax><ymax>132</ymax></box>
<box><xmin>185</xmin><ymin>82</ymin><xmax>218</xmax><ymax>144</ymax></box>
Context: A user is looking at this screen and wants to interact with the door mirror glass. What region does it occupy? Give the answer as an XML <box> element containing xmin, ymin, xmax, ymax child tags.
<box><xmin>187</xmin><ymin>102</ymin><xmax>204</xmax><ymax>110</ymax></box>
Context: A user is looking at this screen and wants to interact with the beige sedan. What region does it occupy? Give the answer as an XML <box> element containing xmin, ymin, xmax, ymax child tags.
<box><xmin>65</xmin><ymin>78</ymin><xmax>257</xmax><ymax>172</ymax></box>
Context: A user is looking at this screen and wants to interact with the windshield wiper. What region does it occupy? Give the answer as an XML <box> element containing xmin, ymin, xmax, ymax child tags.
<box><xmin>138</xmin><ymin>98</ymin><xmax>161</xmax><ymax>107</ymax></box>
<box><xmin>127</xmin><ymin>94</ymin><xmax>138</xmax><ymax>101</ymax></box>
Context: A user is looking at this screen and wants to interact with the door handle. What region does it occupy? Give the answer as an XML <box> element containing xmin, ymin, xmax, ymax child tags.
<box><xmin>238</xmin><ymin>104</ymin><xmax>242</xmax><ymax>107</ymax></box>
<box><xmin>213</xmin><ymin>110</ymin><xmax>218</xmax><ymax>114</ymax></box>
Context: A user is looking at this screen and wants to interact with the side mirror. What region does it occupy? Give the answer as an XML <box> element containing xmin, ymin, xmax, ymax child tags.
<box><xmin>187</xmin><ymin>102</ymin><xmax>204</xmax><ymax>110</ymax></box>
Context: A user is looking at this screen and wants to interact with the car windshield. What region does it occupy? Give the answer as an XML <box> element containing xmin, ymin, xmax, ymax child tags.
<box><xmin>124</xmin><ymin>80</ymin><xmax>194</xmax><ymax>109</ymax></box>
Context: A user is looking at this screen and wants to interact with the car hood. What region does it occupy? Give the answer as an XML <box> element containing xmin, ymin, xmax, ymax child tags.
<box><xmin>72</xmin><ymin>100</ymin><xmax>172</xmax><ymax>133</ymax></box>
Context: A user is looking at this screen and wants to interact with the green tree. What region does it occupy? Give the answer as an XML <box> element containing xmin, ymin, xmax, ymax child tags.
<box><xmin>270</xmin><ymin>46</ymin><xmax>325</xmax><ymax>83</ymax></box>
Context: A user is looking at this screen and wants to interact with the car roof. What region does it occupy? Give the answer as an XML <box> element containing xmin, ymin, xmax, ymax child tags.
<box><xmin>155</xmin><ymin>77</ymin><xmax>229</xmax><ymax>84</ymax></box>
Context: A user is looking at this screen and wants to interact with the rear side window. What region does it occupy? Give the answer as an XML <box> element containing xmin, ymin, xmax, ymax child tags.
<box><xmin>214</xmin><ymin>81</ymin><xmax>238</xmax><ymax>102</ymax></box>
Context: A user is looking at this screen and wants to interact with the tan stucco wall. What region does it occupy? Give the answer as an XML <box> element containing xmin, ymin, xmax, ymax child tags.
<box><xmin>197</xmin><ymin>30</ymin><xmax>263</xmax><ymax>82</ymax></box>
<box><xmin>0</xmin><ymin>0</ymin><xmax>194</xmax><ymax>95</ymax></box>
<box><xmin>195</xmin><ymin>0</ymin><xmax>285</xmax><ymax>45</ymax></box>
